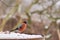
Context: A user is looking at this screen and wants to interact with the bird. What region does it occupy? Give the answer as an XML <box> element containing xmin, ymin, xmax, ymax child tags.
<box><xmin>10</xmin><ymin>21</ymin><xmax>27</xmax><ymax>33</ymax></box>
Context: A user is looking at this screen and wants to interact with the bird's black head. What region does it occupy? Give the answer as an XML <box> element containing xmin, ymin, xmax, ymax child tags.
<box><xmin>23</xmin><ymin>21</ymin><xmax>27</xmax><ymax>24</ymax></box>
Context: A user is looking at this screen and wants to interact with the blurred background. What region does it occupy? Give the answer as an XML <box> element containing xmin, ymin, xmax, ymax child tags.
<box><xmin>0</xmin><ymin>0</ymin><xmax>60</xmax><ymax>40</ymax></box>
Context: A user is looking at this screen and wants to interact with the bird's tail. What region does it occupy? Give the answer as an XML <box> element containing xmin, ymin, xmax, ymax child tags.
<box><xmin>10</xmin><ymin>28</ymin><xmax>18</xmax><ymax>32</ymax></box>
<box><xmin>10</xmin><ymin>29</ymin><xmax>15</xmax><ymax>32</ymax></box>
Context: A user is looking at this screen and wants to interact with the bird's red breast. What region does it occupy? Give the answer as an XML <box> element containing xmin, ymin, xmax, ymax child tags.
<box><xmin>18</xmin><ymin>23</ymin><xmax>27</xmax><ymax>32</ymax></box>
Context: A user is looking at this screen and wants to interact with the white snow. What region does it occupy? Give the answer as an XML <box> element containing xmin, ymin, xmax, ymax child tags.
<box><xmin>22</xmin><ymin>0</ymin><xmax>33</xmax><ymax>7</ymax></box>
<box><xmin>0</xmin><ymin>31</ymin><xmax>43</xmax><ymax>39</ymax></box>
<box><xmin>55</xmin><ymin>1</ymin><xmax>60</xmax><ymax>9</ymax></box>
<box><xmin>45</xmin><ymin>34</ymin><xmax>51</xmax><ymax>38</ymax></box>
<box><xmin>56</xmin><ymin>19</ymin><xmax>60</xmax><ymax>24</ymax></box>
<box><xmin>30</xmin><ymin>4</ymin><xmax>43</xmax><ymax>12</ymax></box>
<box><xmin>31</xmin><ymin>13</ymin><xmax>41</xmax><ymax>22</ymax></box>
<box><xmin>0</xmin><ymin>14</ymin><xmax>17</xmax><ymax>19</ymax></box>
<box><xmin>56</xmin><ymin>1</ymin><xmax>60</xmax><ymax>6</ymax></box>
<box><xmin>0</xmin><ymin>15</ymin><xmax>7</xmax><ymax>18</ymax></box>
<box><xmin>45</xmin><ymin>26</ymin><xmax>49</xmax><ymax>29</ymax></box>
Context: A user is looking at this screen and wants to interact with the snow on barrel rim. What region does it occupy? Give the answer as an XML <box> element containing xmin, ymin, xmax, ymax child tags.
<box><xmin>0</xmin><ymin>31</ymin><xmax>43</xmax><ymax>39</ymax></box>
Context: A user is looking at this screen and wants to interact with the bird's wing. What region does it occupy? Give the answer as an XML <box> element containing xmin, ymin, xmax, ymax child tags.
<box><xmin>10</xmin><ymin>24</ymin><xmax>22</xmax><ymax>32</ymax></box>
<box><xmin>17</xmin><ymin>24</ymin><xmax>22</xmax><ymax>29</ymax></box>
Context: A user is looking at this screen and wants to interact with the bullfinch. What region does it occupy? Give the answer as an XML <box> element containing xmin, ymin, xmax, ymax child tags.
<box><xmin>10</xmin><ymin>21</ymin><xmax>27</xmax><ymax>33</ymax></box>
